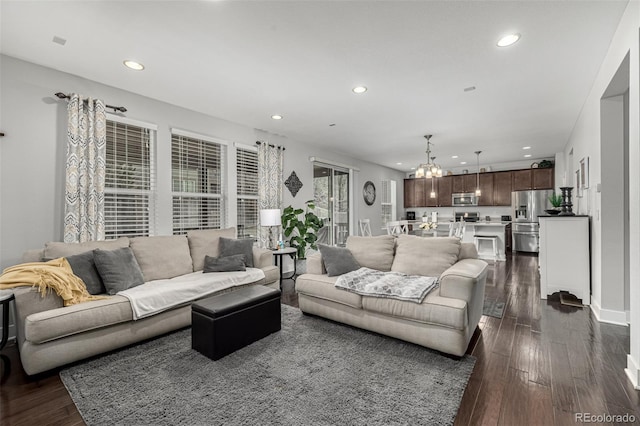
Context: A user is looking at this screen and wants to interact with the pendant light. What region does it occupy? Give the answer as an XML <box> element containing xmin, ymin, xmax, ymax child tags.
<box><xmin>475</xmin><ymin>151</ymin><xmax>482</xmax><ymax>196</ymax></box>
<box><xmin>415</xmin><ymin>135</ymin><xmax>442</xmax><ymax>179</ymax></box>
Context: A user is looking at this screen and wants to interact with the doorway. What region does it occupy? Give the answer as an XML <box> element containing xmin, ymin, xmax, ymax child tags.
<box><xmin>313</xmin><ymin>163</ymin><xmax>350</xmax><ymax>246</ymax></box>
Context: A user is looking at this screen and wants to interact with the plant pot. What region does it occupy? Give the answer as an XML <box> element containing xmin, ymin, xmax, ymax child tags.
<box><xmin>295</xmin><ymin>259</ymin><xmax>307</xmax><ymax>275</ymax></box>
<box><xmin>545</xmin><ymin>209</ymin><xmax>561</xmax><ymax>215</ymax></box>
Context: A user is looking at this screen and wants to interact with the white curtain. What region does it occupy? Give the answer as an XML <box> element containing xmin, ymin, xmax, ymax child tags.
<box><xmin>257</xmin><ymin>142</ymin><xmax>284</xmax><ymax>248</ymax></box>
<box><xmin>64</xmin><ymin>94</ymin><xmax>107</xmax><ymax>243</ymax></box>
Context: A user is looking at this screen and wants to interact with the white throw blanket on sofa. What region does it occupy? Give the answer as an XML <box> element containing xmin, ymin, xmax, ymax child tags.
<box><xmin>119</xmin><ymin>268</ymin><xmax>266</xmax><ymax>320</ymax></box>
<box><xmin>335</xmin><ymin>267</ymin><xmax>438</xmax><ymax>304</ymax></box>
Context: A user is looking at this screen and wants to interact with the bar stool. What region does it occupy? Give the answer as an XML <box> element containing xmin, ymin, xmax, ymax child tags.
<box><xmin>474</xmin><ymin>234</ymin><xmax>498</xmax><ymax>262</ymax></box>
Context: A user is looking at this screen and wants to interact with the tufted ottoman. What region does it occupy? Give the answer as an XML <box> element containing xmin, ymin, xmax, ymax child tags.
<box><xmin>191</xmin><ymin>286</ymin><xmax>281</xmax><ymax>360</ymax></box>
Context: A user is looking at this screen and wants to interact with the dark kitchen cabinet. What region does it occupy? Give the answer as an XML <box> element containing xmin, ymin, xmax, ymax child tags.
<box><xmin>414</xmin><ymin>178</ymin><xmax>427</xmax><ymax>207</ymax></box>
<box><xmin>533</xmin><ymin>168</ymin><xmax>554</xmax><ymax>189</ymax></box>
<box><xmin>437</xmin><ymin>176</ymin><xmax>453</xmax><ymax>207</ymax></box>
<box><xmin>478</xmin><ymin>174</ymin><xmax>494</xmax><ymax>206</ymax></box>
<box><xmin>453</xmin><ymin>174</ymin><xmax>477</xmax><ymax>193</ymax></box>
<box><xmin>512</xmin><ymin>170</ymin><xmax>532</xmax><ymax>191</ymax></box>
<box><xmin>404</xmin><ymin>179</ymin><xmax>416</xmax><ymax>208</ymax></box>
<box><xmin>493</xmin><ymin>171</ymin><xmax>513</xmax><ymax>206</ymax></box>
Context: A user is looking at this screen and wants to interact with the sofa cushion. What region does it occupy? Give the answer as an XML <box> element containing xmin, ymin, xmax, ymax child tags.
<box><xmin>187</xmin><ymin>228</ymin><xmax>237</xmax><ymax>271</ymax></box>
<box><xmin>203</xmin><ymin>254</ymin><xmax>247</xmax><ymax>273</ymax></box>
<box><xmin>130</xmin><ymin>235</ymin><xmax>194</xmax><ymax>281</ymax></box>
<box><xmin>44</xmin><ymin>237</ymin><xmax>130</xmax><ymax>259</ymax></box>
<box><xmin>296</xmin><ymin>274</ymin><xmax>362</xmax><ymax>309</ymax></box>
<box><xmin>65</xmin><ymin>250</ymin><xmax>106</xmax><ymax>295</ymax></box>
<box><xmin>94</xmin><ymin>247</ymin><xmax>145</xmax><ymax>295</ymax></box>
<box><xmin>391</xmin><ymin>235</ymin><xmax>461</xmax><ymax>277</ymax></box>
<box><xmin>24</xmin><ymin>295</ymin><xmax>133</xmax><ymax>344</ymax></box>
<box><xmin>361</xmin><ymin>287</ymin><xmax>467</xmax><ymax>330</ymax></box>
<box><xmin>318</xmin><ymin>244</ymin><xmax>360</xmax><ymax>277</ymax></box>
<box><xmin>219</xmin><ymin>237</ymin><xmax>254</xmax><ymax>268</ymax></box>
<box><xmin>346</xmin><ymin>235</ymin><xmax>395</xmax><ymax>272</ymax></box>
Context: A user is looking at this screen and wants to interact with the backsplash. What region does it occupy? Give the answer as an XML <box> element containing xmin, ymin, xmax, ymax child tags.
<box><xmin>403</xmin><ymin>206</ymin><xmax>513</xmax><ymax>221</ymax></box>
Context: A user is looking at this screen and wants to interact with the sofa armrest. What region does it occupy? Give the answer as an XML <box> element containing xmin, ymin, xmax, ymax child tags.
<box><xmin>22</xmin><ymin>249</ymin><xmax>44</xmax><ymax>262</ymax></box>
<box><xmin>439</xmin><ymin>259</ymin><xmax>488</xmax><ymax>303</ymax></box>
<box><xmin>252</xmin><ymin>247</ymin><xmax>274</xmax><ymax>269</ymax></box>
<box><xmin>12</xmin><ymin>286</ymin><xmax>64</xmax><ymax>345</ymax></box>
<box><xmin>306</xmin><ymin>253</ymin><xmax>326</xmax><ymax>275</ymax></box>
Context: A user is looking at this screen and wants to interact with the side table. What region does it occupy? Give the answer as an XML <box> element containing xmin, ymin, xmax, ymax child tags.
<box><xmin>271</xmin><ymin>247</ymin><xmax>297</xmax><ymax>290</ymax></box>
<box><xmin>0</xmin><ymin>291</ymin><xmax>15</xmax><ymax>351</ymax></box>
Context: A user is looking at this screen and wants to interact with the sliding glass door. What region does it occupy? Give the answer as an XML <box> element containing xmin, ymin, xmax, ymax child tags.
<box><xmin>313</xmin><ymin>163</ymin><xmax>350</xmax><ymax>246</ymax></box>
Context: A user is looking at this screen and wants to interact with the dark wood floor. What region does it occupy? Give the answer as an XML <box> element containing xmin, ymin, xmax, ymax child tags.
<box><xmin>1</xmin><ymin>253</ymin><xmax>636</xmax><ymax>425</ymax></box>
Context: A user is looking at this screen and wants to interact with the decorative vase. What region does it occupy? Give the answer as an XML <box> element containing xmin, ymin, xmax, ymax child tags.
<box><xmin>558</xmin><ymin>187</ymin><xmax>575</xmax><ymax>216</ymax></box>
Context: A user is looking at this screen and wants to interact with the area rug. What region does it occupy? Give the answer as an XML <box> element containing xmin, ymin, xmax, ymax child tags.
<box><xmin>60</xmin><ymin>305</ymin><xmax>475</xmax><ymax>426</ymax></box>
<box><xmin>483</xmin><ymin>297</ymin><xmax>505</xmax><ymax>319</ymax></box>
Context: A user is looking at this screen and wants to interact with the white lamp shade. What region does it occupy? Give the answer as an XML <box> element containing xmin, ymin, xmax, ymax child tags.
<box><xmin>260</xmin><ymin>209</ymin><xmax>281</xmax><ymax>226</ymax></box>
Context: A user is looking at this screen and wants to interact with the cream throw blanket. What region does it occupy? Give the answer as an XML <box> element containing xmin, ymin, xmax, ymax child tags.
<box><xmin>0</xmin><ymin>258</ymin><xmax>106</xmax><ymax>306</ymax></box>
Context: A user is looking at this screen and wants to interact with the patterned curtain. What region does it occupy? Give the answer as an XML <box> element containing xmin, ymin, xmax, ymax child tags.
<box><xmin>64</xmin><ymin>94</ymin><xmax>107</xmax><ymax>243</ymax></box>
<box><xmin>257</xmin><ymin>142</ymin><xmax>284</xmax><ymax>248</ymax></box>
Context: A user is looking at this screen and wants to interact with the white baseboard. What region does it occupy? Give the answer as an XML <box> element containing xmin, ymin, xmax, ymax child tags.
<box><xmin>626</xmin><ymin>354</ymin><xmax>640</xmax><ymax>390</ymax></box>
<box><xmin>590</xmin><ymin>299</ymin><xmax>628</xmax><ymax>326</ymax></box>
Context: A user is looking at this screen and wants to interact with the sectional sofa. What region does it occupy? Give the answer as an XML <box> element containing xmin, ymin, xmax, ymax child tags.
<box><xmin>296</xmin><ymin>235</ymin><xmax>488</xmax><ymax>356</ymax></box>
<box><xmin>11</xmin><ymin>228</ymin><xmax>279</xmax><ymax>375</ymax></box>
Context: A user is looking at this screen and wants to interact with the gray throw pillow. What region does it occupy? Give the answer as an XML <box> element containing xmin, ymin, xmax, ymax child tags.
<box><xmin>219</xmin><ymin>237</ymin><xmax>254</xmax><ymax>268</ymax></box>
<box><xmin>203</xmin><ymin>254</ymin><xmax>246</xmax><ymax>273</ymax></box>
<box><xmin>93</xmin><ymin>247</ymin><xmax>145</xmax><ymax>295</ymax></box>
<box><xmin>318</xmin><ymin>244</ymin><xmax>360</xmax><ymax>277</ymax></box>
<box><xmin>65</xmin><ymin>250</ymin><xmax>106</xmax><ymax>295</ymax></box>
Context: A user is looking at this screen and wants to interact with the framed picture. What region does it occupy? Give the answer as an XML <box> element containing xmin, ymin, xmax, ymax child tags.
<box><xmin>580</xmin><ymin>157</ymin><xmax>589</xmax><ymax>189</ymax></box>
<box><xmin>575</xmin><ymin>169</ymin><xmax>582</xmax><ymax>198</ymax></box>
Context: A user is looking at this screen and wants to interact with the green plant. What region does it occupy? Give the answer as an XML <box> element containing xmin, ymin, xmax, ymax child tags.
<box><xmin>281</xmin><ymin>200</ymin><xmax>324</xmax><ymax>259</ymax></box>
<box><xmin>548</xmin><ymin>192</ymin><xmax>563</xmax><ymax>208</ymax></box>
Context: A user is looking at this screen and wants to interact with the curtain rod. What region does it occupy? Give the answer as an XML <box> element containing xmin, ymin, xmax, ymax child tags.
<box><xmin>255</xmin><ymin>140</ymin><xmax>285</xmax><ymax>151</ymax></box>
<box><xmin>55</xmin><ymin>92</ymin><xmax>127</xmax><ymax>113</ymax></box>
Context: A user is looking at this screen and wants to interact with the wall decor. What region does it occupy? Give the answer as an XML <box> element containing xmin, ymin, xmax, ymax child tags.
<box><xmin>575</xmin><ymin>169</ymin><xmax>582</xmax><ymax>198</ymax></box>
<box><xmin>580</xmin><ymin>157</ymin><xmax>589</xmax><ymax>189</ymax></box>
<box><xmin>363</xmin><ymin>181</ymin><xmax>376</xmax><ymax>206</ymax></box>
<box><xmin>285</xmin><ymin>171</ymin><xmax>303</xmax><ymax>197</ymax></box>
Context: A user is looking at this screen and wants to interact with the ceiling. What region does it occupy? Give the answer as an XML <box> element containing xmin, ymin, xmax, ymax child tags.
<box><xmin>0</xmin><ymin>1</ymin><xmax>629</xmax><ymax>172</ymax></box>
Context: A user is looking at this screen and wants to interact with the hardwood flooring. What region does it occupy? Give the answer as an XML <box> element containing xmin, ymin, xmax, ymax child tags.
<box><xmin>1</xmin><ymin>254</ymin><xmax>636</xmax><ymax>425</ymax></box>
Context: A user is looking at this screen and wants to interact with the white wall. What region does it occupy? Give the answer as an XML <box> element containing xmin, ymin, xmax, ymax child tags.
<box><xmin>0</xmin><ymin>55</ymin><xmax>405</xmax><ymax>270</ymax></box>
<box><xmin>558</xmin><ymin>1</ymin><xmax>640</xmax><ymax>387</ymax></box>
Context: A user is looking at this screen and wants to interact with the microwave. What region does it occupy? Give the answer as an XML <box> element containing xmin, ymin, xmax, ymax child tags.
<box><xmin>452</xmin><ymin>193</ymin><xmax>478</xmax><ymax>207</ymax></box>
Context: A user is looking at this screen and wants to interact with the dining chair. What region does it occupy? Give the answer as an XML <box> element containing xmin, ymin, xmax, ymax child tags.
<box><xmin>359</xmin><ymin>219</ymin><xmax>372</xmax><ymax>237</ymax></box>
<box><xmin>449</xmin><ymin>221</ymin><xmax>465</xmax><ymax>239</ymax></box>
<box><xmin>387</xmin><ymin>220</ymin><xmax>409</xmax><ymax>236</ymax></box>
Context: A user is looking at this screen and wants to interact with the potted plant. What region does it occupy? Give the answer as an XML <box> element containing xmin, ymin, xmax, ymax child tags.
<box><xmin>546</xmin><ymin>192</ymin><xmax>563</xmax><ymax>215</ymax></box>
<box><xmin>281</xmin><ymin>200</ymin><xmax>324</xmax><ymax>260</ymax></box>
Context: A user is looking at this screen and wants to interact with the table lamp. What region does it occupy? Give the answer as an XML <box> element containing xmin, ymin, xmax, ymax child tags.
<box><xmin>260</xmin><ymin>208</ymin><xmax>281</xmax><ymax>250</ymax></box>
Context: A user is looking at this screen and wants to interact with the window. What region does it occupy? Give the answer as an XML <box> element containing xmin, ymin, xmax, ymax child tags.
<box><xmin>104</xmin><ymin>119</ymin><xmax>156</xmax><ymax>238</ymax></box>
<box><xmin>171</xmin><ymin>131</ymin><xmax>226</xmax><ymax>234</ymax></box>
<box><xmin>236</xmin><ymin>147</ymin><xmax>259</xmax><ymax>240</ymax></box>
<box><xmin>381</xmin><ymin>179</ymin><xmax>396</xmax><ymax>227</ymax></box>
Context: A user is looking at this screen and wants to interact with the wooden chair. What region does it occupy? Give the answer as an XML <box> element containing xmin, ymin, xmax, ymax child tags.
<box><xmin>359</xmin><ymin>219</ymin><xmax>372</xmax><ymax>237</ymax></box>
<box><xmin>448</xmin><ymin>221</ymin><xmax>465</xmax><ymax>239</ymax></box>
<box><xmin>387</xmin><ymin>220</ymin><xmax>409</xmax><ymax>236</ymax></box>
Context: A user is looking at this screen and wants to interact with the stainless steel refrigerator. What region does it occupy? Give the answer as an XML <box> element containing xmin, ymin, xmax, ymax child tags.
<box><xmin>511</xmin><ymin>189</ymin><xmax>553</xmax><ymax>253</ymax></box>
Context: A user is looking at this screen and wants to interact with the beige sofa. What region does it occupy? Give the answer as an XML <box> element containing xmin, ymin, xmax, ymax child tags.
<box><xmin>12</xmin><ymin>228</ymin><xmax>279</xmax><ymax>375</ymax></box>
<box><xmin>296</xmin><ymin>235</ymin><xmax>488</xmax><ymax>357</ymax></box>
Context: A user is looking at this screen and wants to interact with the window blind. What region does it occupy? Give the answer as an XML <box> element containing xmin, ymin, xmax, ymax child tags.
<box><xmin>171</xmin><ymin>133</ymin><xmax>225</xmax><ymax>234</ymax></box>
<box><xmin>104</xmin><ymin>120</ymin><xmax>156</xmax><ymax>238</ymax></box>
<box><xmin>381</xmin><ymin>179</ymin><xmax>396</xmax><ymax>226</ymax></box>
<box><xmin>236</xmin><ymin>147</ymin><xmax>259</xmax><ymax>240</ymax></box>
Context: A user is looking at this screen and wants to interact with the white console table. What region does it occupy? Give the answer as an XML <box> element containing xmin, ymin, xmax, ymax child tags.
<box><xmin>538</xmin><ymin>216</ymin><xmax>590</xmax><ymax>304</ymax></box>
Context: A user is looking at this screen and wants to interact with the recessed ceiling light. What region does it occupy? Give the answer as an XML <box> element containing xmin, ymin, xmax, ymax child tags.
<box><xmin>452</xmin><ymin>155</ymin><xmax>459</xmax><ymax>159</ymax></box>
<box><xmin>396</xmin><ymin>162</ymin><xmax>402</xmax><ymax>165</ymax></box>
<box><xmin>123</xmin><ymin>60</ymin><xmax>144</xmax><ymax>71</ymax></box>
<box><xmin>352</xmin><ymin>86</ymin><xmax>367</xmax><ymax>94</ymax></box>
<box><xmin>524</xmin><ymin>154</ymin><xmax>532</xmax><ymax>158</ymax></box>
<box><xmin>497</xmin><ymin>33</ymin><xmax>520</xmax><ymax>47</ymax></box>
<box><xmin>460</xmin><ymin>161</ymin><xmax>467</xmax><ymax>165</ymax></box>
<box><xmin>410</xmin><ymin>167</ymin><xmax>416</xmax><ymax>170</ymax></box>
<box><xmin>271</xmin><ymin>114</ymin><xmax>283</xmax><ymax>120</ymax></box>
<box><xmin>522</xmin><ymin>146</ymin><xmax>531</xmax><ymax>150</ymax></box>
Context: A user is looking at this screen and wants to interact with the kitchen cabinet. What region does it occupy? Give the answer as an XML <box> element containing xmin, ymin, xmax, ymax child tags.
<box><xmin>437</xmin><ymin>176</ymin><xmax>453</xmax><ymax>207</ymax></box>
<box><xmin>452</xmin><ymin>174</ymin><xmax>477</xmax><ymax>193</ymax></box>
<box><xmin>533</xmin><ymin>168</ymin><xmax>554</xmax><ymax>189</ymax></box>
<box><xmin>414</xmin><ymin>178</ymin><xmax>427</xmax><ymax>207</ymax></box>
<box><xmin>512</xmin><ymin>170</ymin><xmax>532</xmax><ymax>191</ymax></box>
<box><xmin>539</xmin><ymin>216</ymin><xmax>590</xmax><ymax>304</ymax></box>
<box><xmin>478</xmin><ymin>174</ymin><xmax>494</xmax><ymax>206</ymax></box>
<box><xmin>403</xmin><ymin>179</ymin><xmax>416</xmax><ymax>208</ymax></box>
<box><xmin>493</xmin><ymin>171</ymin><xmax>513</xmax><ymax>206</ymax></box>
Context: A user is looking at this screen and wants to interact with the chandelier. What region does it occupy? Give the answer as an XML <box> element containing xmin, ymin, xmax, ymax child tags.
<box><xmin>415</xmin><ymin>135</ymin><xmax>443</xmax><ymax>179</ymax></box>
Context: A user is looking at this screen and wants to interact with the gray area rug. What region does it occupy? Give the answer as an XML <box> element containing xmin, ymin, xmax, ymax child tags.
<box><xmin>60</xmin><ymin>305</ymin><xmax>475</xmax><ymax>426</ymax></box>
<box><xmin>483</xmin><ymin>298</ymin><xmax>505</xmax><ymax>319</ymax></box>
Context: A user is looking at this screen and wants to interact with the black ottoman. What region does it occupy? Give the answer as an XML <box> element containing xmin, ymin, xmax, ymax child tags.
<box><xmin>191</xmin><ymin>286</ymin><xmax>281</xmax><ymax>360</ymax></box>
